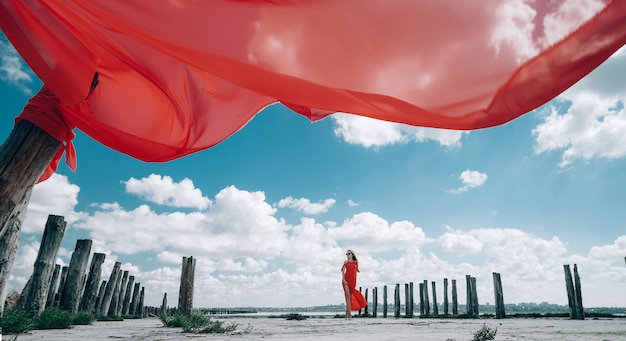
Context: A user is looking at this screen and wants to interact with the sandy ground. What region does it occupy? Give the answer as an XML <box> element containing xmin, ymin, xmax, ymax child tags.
<box><xmin>6</xmin><ymin>315</ymin><xmax>626</xmax><ymax>341</ymax></box>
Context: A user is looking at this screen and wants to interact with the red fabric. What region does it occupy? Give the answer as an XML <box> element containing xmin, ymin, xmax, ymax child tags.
<box><xmin>1</xmin><ymin>1</ymin><xmax>625</xmax><ymax>180</ymax></box>
<box><xmin>342</xmin><ymin>261</ymin><xmax>368</xmax><ymax>311</ymax></box>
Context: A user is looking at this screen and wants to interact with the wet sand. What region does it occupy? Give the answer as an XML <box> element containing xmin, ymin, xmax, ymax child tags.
<box><xmin>8</xmin><ymin>315</ymin><xmax>626</xmax><ymax>341</ymax></box>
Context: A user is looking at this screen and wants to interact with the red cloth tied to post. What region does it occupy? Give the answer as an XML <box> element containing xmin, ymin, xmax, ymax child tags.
<box><xmin>15</xmin><ymin>87</ymin><xmax>76</xmax><ymax>182</ymax></box>
<box><xmin>1</xmin><ymin>1</ymin><xmax>625</xmax><ymax>181</ymax></box>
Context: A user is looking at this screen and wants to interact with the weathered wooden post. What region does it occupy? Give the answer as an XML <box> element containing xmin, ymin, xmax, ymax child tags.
<box><xmin>364</xmin><ymin>288</ymin><xmax>369</xmax><ymax>316</ymax></box>
<box><xmin>466</xmin><ymin>275</ymin><xmax>479</xmax><ymax>317</ymax></box>
<box><xmin>60</xmin><ymin>239</ymin><xmax>92</xmax><ymax>313</ymax></box>
<box><xmin>443</xmin><ymin>278</ymin><xmax>449</xmax><ymax>316</ymax></box>
<box><xmin>493</xmin><ymin>272</ymin><xmax>506</xmax><ymax>319</ymax></box>
<box><xmin>383</xmin><ymin>285</ymin><xmax>388</xmax><ymax>318</ymax></box>
<box><xmin>115</xmin><ymin>271</ymin><xmax>129</xmax><ymax>316</ymax></box>
<box><xmin>161</xmin><ymin>292</ymin><xmax>167</xmax><ymax>316</ymax></box>
<box><xmin>431</xmin><ymin>281</ymin><xmax>438</xmax><ymax>316</ymax></box>
<box><xmin>94</xmin><ymin>280</ymin><xmax>107</xmax><ymax>314</ymax></box>
<box><xmin>122</xmin><ymin>275</ymin><xmax>135</xmax><ymax>315</ymax></box>
<box><xmin>178</xmin><ymin>256</ymin><xmax>196</xmax><ymax>316</ymax></box>
<box><xmin>55</xmin><ymin>265</ymin><xmax>69</xmax><ymax>307</ymax></box>
<box><xmin>0</xmin><ymin>120</ymin><xmax>61</xmax><ymax>240</ymax></box>
<box><xmin>573</xmin><ymin>265</ymin><xmax>584</xmax><ymax>319</ymax></box>
<box><xmin>79</xmin><ymin>252</ymin><xmax>105</xmax><ymax>313</ymax></box>
<box><xmin>0</xmin><ymin>195</ymin><xmax>27</xmax><ymax>314</ymax></box>
<box><xmin>423</xmin><ymin>280</ymin><xmax>430</xmax><ymax>316</ymax></box>
<box><xmin>16</xmin><ymin>215</ymin><xmax>67</xmax><ymax>317</ymax></box>
<box><xmin>130</xmin><ymin>282</ymin><xmax>141</xmax><ymax>316</ymax></box>
<box><xmin>409</xmin><ymin>282</ymin><xmax>414</xmax><ymax>317</ymax></box>
<box><xmin>45</xmin><ymin>264</ymin><xmax>61</xmax><ymax>308</ymax></box>
<box><xmin>419</xmin><ymin>282</ymin><xmax>424</xmax><ymax>316</ymax></box>
<box><xmin>99</xmin><ymin>261</ymin><xmax>121</xmax><ymax>316</ymax></box>
<box><xmin>108</xmin><ymin>268</ymin><xmax>124</xmax><ymax>317</ymax></box>
<box><xmin>372</xmin><ymin>287</ymin><xmax>378</xmax><ymax>317</ymax></box>
<box><xmin>393</xmin><ymin>283</ymin><xmax>400</xmax><ymax>317</ymax></box>
<box><xmin>451</xmin><ymin>279</ymin><xmax>458</xmax><ymax>316</ymax></box>
<box><xmin>404</xmin><ymin>283</ymin><xmax>410</xmax><ymax>317</ymax></box>
<box><xmin>137</xmin><ymin>286</ymin><xmax>145</xmax><ymax>317</ymax></box>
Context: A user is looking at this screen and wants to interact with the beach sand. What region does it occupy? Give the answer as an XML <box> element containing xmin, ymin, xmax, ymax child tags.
<box><xmin>7</xmin><ymin>315</ymin><xmax>626</xmax><ymax>340</ymax></box>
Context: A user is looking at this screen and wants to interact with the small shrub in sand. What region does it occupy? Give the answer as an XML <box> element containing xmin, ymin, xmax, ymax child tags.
<box><xmin>283</xmin><ymin>313</ymin><xmax>307</xmax><ymax>321</ymax></box>
<box><xmin>473</xmin><ymin>322</ymin><xmax>497</xmax><ymax>341</ymax></box>
<box><xmin>160</xmin><ymin>312</ymin><xmax>238</xmax><ymax>334</ymax></box>
<box><xmin>0</xmin><ymin>309</ymin><xmax>36</xmax><ymax>335</ymax></box>
<box><xmin>37</xmin><ymin>308</ymin><xmax>72</xmax><ymax>329</ymax></box>
<box><xmin>71</xmin><ymin>312</ymin><xmax>95</xmax><ymax>325</ymax></box>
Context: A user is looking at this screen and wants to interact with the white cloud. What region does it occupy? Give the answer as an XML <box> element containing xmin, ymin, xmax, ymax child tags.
<box><xmin>277</xmin><ymin>196</ymin><xmax>336</xmax><ymax>214</ymax></box>
<box><xmin>124</xmin><ymin>174</ymin><xmax>211</xmax><ymax>209</ymax></box>
<box><xmin>23</xmin><ymin>174</ymin><xmax>81</xmax><ymax>233</ymax></box>
<box><xmin>8</xmin><ymin>177</ymin><xmax>626</xmax><ymax>308</ymax></box>
<box><xmin>532</xmin><ymin>47</ymin><xmax>626</xmax><ymax>167</ymax></box>
<box><xmin>347</xmin><ymin>200</ymin><xmax>358</xmax><ymax>207</ymax></box>
<box><xmin>447</xmin><ymin>170</ymin><xmax>487</xmax><ymax>194</ymax></box>
<box><xmin>332</xmin><ymin>113</ymin><xmax>467</xmax><ymax>149</ymax></box>
<box><xmin>0</xmin><ymin>38</ymin><xmax>35</xmax><ymax>95</ymax></box>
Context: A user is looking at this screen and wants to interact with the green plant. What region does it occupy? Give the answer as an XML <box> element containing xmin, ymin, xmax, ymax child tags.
<box><xmin>0</xmin><ymin>309</ymin><xmax>36</xmax><ymax>334</ymax></box>
<box><xmin>473</xmin><ymin>322</ymin><xmax>497</xmax><ymax>341</ymax></box>
<box><xmin>71</xmin><ymin>312</ymin><xmax>95</xmax><ymax>325</ymax></box>
<box><xmin>283</xmin><ymin>313</ymin><xmax>307</xmax><ymax>320</ymax></box>
<box><xmin>160</xmin><ymin>313</ymin><xmax>238</xmax><ymax>334</ymax></box>
<box><xmin>37</xmin><ymin>308</ymin><xmax>72</xmax><ymax>329</ymax></box>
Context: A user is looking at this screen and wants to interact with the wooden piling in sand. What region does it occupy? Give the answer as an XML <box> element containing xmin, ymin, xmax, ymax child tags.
<box><xmin>55</xmin><ymin>265</ymin><xmax>68</xmax><ymax>307</ymax></box>
<box><xmin>564</xmin><ymin>264</ymin><xmax>584</xmax><ymax>320</ymax></box>
<box><xmin>493</xmin><ymin>272</ymin><xmax>506</xmax><ymax>319</ymax></box>
<box><xmin>99</xmin><ymin>262</ymin><xmax>121</xmax><ymax>316</ymax></box>
<box><xmin>115</xmin><ymin>271</ymin><xmax>129</xmax><ymax>316</ymax></box>
<box><xmin>137</xmin><ymin>286</ymin><xmax>145</xmax><ymax>317</ymax></box>
<box><xmin>130</xmin><ymin>282</ymin><xmax>141</xmax><ymax>316</ymax></box>
<box><xmin>465</xmin><ymin>275</ymin><xmax>479</xmax><ymax>317</ymax></box>
<box><xmin>94</xmin><ymin>280</ymin><xmax>107</xmax><ymax>314</ymax></box>
<box><xmin>423</xmin><ymin>280</ymin><xmax>430</xmax><ymax>316</ymax></box>
<box><xmin>16</xmin><ymin>215</ymin><xmax>67</xmax><ymax>317</ymax></box>
<box><xmin>451</xmin><ymin>279</ymin><xmax>458</xmax><ymax>316</ymax></box>
<box><xmin>404</xmin><ymin>283</ymin><xmax>410</xmax><ymax>317</ymax></box>
<box><xmin>122</xmin><ymin>276</ymin><xmax>135</xmax><ymax>315</ymax></box>
<box><xmin>364</xmin><ymin>288</ymin><xmax>369</xmax><ymax>316</ymax></box>
<box><xmin>431</xmin><ymin>281</ymin><xmax>438</xmax><ymax>316</ymax></box>
<box><xmin>161</xmin><ymin>292</ymin><xmax>168</xmax><ymax>315</ymax></box>
<box><xmin>178</xmin><ymin>256</ymin><xmax>196</xmax><ymax>316</ymax></box>
<box><xmin>0</xmin><ymin>197</ymin><xmax>27</xmax><ymax>314</ymax></box>
<box><xmin>394</xmin><ymin>283</ymin><xmax>400</xmax><ymax>318</ymax></box>
<box><xmin>60</xmin><ymin>239</ymin><xmax>92</xmax><ymax>313</ymax></box>
<box><xmin>108</xmin><ymin>268</ymin><xmax>124</xmax><ymax>317</ymax></box>
<box><xmin>373</xmin><ymin>287</ymin><xmax>378</xmax><ymax>317</ymax></box>
<box><xmin>383</xmin><ymin>285</ymin><xmax>388</xmax><ymax>318</ymax></box>
<box><xmin>443</xmin><ymin>278</ymin><xmax>449</xmax><ymax>316</ymax></box>
<box><xmin>45</xmin><ymin>264</ymin><xmax>61</xmax><ymax>308</ymax></box>
<box><xmin>79</xmin><ymin>252</ymin><xmax>105</xmax><ymax>313</ymax></box>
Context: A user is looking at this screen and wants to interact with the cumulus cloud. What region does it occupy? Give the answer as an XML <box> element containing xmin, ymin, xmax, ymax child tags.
<box><xmin>0</xmin><ymin>37</ymin><xmax>35</xmax><ymax>95</ymax></box>
<box><xmin>124</xmin><ymin>174</ymin><xmax>211</xmax><ymax>210</ymax></box>
<box><xmin>23</xmin><ymin>174</ymin><xmax>81</xmax><ymax>233</ymax></box>
<box><xmin>332</xmin><ymin>113</ymin><xmax>467</xmax><ymax>149</ymax></box>
<box><xmin>277</xmin><ymin>196</ymin><xmax>336</xmax><ymax>214</ymax></box>
<box><xmin>532</xmin><ymin>47</ymin><xmax>626</xmax><ymax>167</ymax></box>
<box><xmin>447</xmin><ymin>170</ymin><xmax>487</xmax><ymax>194</ymax></box>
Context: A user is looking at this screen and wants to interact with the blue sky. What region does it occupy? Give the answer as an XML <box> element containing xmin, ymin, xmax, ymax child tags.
<box><xmin>1</xmin><ymin>30</ymin><xmax>625</xmax><ymax>309</ymax></box>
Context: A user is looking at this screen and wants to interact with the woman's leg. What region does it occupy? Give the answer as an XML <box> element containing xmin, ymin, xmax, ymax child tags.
<box><xmin>343</xmin><ymin>283</ymin><xmax>352</xmax><ymax>319</ymax></box>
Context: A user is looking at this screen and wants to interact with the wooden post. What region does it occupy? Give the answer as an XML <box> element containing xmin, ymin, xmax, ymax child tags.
<box><xmin>16</xmin><ymin>215</ymin><xmax>66</xmax><ymax>317</ymax></box>
<box><xmin>99</xmin><ymin>261</ymin><xmax>121</xmax><ymax>316</ymax></box>
<box><xmin>115</xmin><ymin>271</ymin><xmax>129</xmax><ymax>316</ymax></box>
<box><xmin>431</xmin><ymin>281</ymin><xmax>438</xmax><ymax>316</ymax></box>
<box><xmin>573</xmin><ymin>265</ymin><xmax>584</xmax><ymax>320</ymax></box>
<box><xmin>0</xmin><ymin>120</ymin><xmax>60</xmax><ymax>240</ymax></box>
<box><xmin>471</xmin><ymin>276</ymin><xmax>479</xmax><ymax>316</ymax></box>
<box><xmin>493</xmin><ymin>272</ymin><xmax>505</xmax><ymax>319</ymax></box>
<box><xmin>404</xmin><ymin>283</ymin><xmax>410</xmax><ymax>317</ymax></box>
<box><xmin>423</xmin><ymin>280</ymin><xmax>430</xmax><ymax>316</ymax></box>
<box><xmin>130</xmin><ymin>282</ymin><xmax>141</xmax><ymax>316</ymax></box>
<box><xmin>94</xmin><ymin>280</ymin><xmax>107</xmax><ymax>315</ymax></box>
<box><xmin>564</xmin><ymin>264</ymin><xmax>578</xmax><ymax>319</ymax></box>
<box><xmin>0</xmin><ymin>194</ymin><xmax>27</xmax><ymax>314</ymax></box>
<box><xmin>178</xmin><ymin>256</ymin><xmax>196</xmax><ymax>316</ymax></box>
<box><xmin>393</xmin><ymin>283</ymin><xmax>400</xmax><ymax>318</ymax></box>
<box><xmin>45</xmin><ymin>264</ymin><xmax>61</xmax><ymax>308</ymax></box>
<box><xmin>79</xmin><ymin>252</ymin><xmax>105</xmax><ymax>313</ymax></box>
<box><xmin>55</xmin><ymin>265</ymin><xmax>69</xmax><ymax>307</ymax></box>
<box><xmin>60</xmin><ymin>239</ymin><xmax>92</xmax><ymax>313</ymax></box>
<box><xmin>364</xmin><ymin>288</ymin><xmax>369</xmax><ymax>316</ymax></box>
<box><xmin>372</xmin><ymin>287</ymin><xmax>378</xmax><ymax>317</ymax></box>
<box><xmin>383</xmin><ymin>285</ymin><xmax>388</xmax><ymax>318</ymax></box>
<box><xmin>419</xmin><ymin>282</ymin><xmax>424</xmax><ymax>316</ymax></box>
<box><xmin>122</xmin><ymin>276</ymin><xmax>135</xmax><ymax>315</ymax></box>
<box><xmin>108</xmin><ymin>268</ymin><xmax>124</xmax><ymax>317</ymax></box>
<box><xmin>137</xmin><ymin>286</ymin><xmax>145</xmax><ymax>317</ymax></box>
<box><xmin>409</xmin><ymin>282</ymin><xmax>414</xmax><ymax>317</ymax></box>
<box><xmin>161</xmin><ymin>292</ymin><xmax>167</xmax><ymax>316</ymax></box>
<box><xmin>451</xmin><ymin>279</ymin><xmax>458</xmax><ymax>316</ymax></box>
<box><xmin>443</xmin><ymin>278</ymin><xmax>449</xmax><ymax>316</ymax></box>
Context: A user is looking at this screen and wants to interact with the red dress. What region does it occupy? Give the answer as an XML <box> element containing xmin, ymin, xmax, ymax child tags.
<box><xmin>342</xmin><ymin>261</ymin><xmax>368</xmax><ymax>311</ymax></box>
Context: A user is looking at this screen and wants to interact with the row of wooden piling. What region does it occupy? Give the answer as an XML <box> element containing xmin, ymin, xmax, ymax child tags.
<box><xmin>356</xmin><ymin>266</ymin><xmax>584</xmax><ymax>320</ymax></box>
<box><xmin>8</xmin><ymin>215</ymin><xmax>146</xmax><ymax>318</ymax></box>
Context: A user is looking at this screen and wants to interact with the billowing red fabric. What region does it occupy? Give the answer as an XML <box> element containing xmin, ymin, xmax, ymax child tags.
<box><xmin>0</xmin><ymin>1</ymin><xmax>624</xmax><ymax>181</ymax></box>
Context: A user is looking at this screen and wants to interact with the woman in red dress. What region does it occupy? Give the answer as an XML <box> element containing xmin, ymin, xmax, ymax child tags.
<box><xmin>341</xmin><ymin>249</ymin><xmax>368</xmax><ymax>320</ymax></box>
